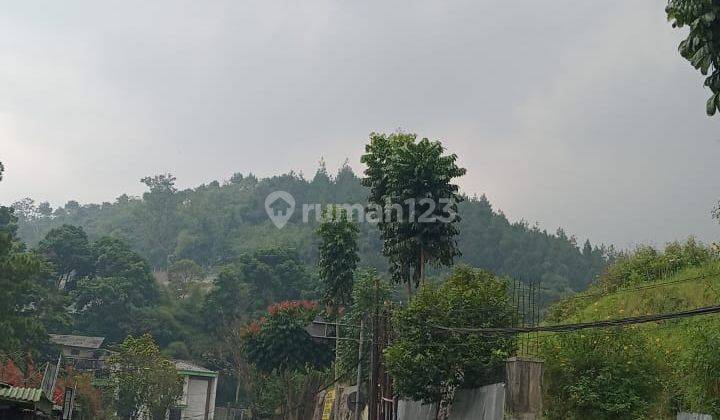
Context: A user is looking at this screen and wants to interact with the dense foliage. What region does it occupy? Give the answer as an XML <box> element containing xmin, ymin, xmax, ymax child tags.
<box><xmin>361</xmin><ymin>132</ymin><xmax>466</xmax><ymax>290</ymax></box>
<box><xmin>385</xmin><ymin>266</ymin><xmax>516</xmax><ymax>406</ymax></box>
<box><xmin>204</xmin><ymin>247</ymin><xmax>316</xmax><ymax>328</ymax></box>
<box><xmin>12</xmin><ymin>163</ymin><xmax>607</xmax><ymax>302</ymax></box>
<box><xmin>676</xmin><ymin>317</ymin><xmax>720</xmax><ymax>415</ymax></box>
<box><xmin>317</xmin><ymin>206</ymin><xmax>360</xmax><ymax>311</ymax></box>
<box><xmin>243</xmin><ymin>300</ymin><xmax>331</xmax><ymax>374</ymax></box>
<box><xmin>109</xmin><ymin>334</ymin><xmax>184</xmax><ymax>420</ymax></box>
<box><xmin>242</xmin><ymin>301</ymin><xmax>333</xmax><ymax>418</ymax></box>
<box><xmin>336</xmin><ymin>269</ymin><xmax>392</xmax><ymax>383</ymax></box>
<box><xmin>542</xmin><ymin>328</ymin><xmax>662</xmax><ymax>419</ymax></box>
<box><xmin>0</xmin><ymin>205</ymin><xmax>66</xmax><ymax>357</ymax></box>
<box><xmin>667</xmin><ymin>0</ymin><xmax>720</xmax><ymax>115</ymax></box>
<box><xmin>1</xmin><ymin>144</ymin><xmax>610</xmax><ymax>414</ymax></box>
<box><xmin>37</xmin><ymin>224</ymin><xmax>94</xmax><ymax>290</ymax></box>
<box><xmin>599</xmin><ymin>237</ymin><xmax>713</xmax><ymax>292</ymax></box>
<box><xmin>542</xmin><ymin>239</ymin><xmax>720</xmax><ymax>418</ymax></box>
<box><xmin>73</xmin><ymin>236</ymin><xmax>160</xmax><ymax>342</ymax></box>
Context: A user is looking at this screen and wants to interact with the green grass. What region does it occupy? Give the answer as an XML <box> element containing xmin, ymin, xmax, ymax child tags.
<box><xmin>570</xmin><ymin>262</ymin><xmax>720</xmax><ymax>322</ymax></box>
<box><xmin>536</xmin><ymin>262</ymin><xmax>720</xmax><ymax>417</ymax></box>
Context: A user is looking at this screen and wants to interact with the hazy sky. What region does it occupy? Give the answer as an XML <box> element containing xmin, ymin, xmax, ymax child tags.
<box><xmin>1</xmin><ymin>0</ymin><xmax>719</xmax><ymax>249</ymax></box>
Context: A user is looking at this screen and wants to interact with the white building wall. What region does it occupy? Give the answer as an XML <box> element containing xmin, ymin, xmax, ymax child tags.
<box><xmin>182</xmin><ymin>376</ymin><xmax>217</xmax><ymax>420</ymax></box>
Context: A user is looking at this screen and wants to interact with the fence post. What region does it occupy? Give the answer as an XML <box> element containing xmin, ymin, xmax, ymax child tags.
<box><xmin>505</xmin><ymin>357</ymin><xmax>543</xmax><ymax>420</ymax></box>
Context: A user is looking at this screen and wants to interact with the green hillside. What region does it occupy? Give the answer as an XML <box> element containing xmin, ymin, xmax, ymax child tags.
<box><xmin>540</xmin><ymin>239</ymin><xmax>720</xmax><ymax>419</ymax></box>
<box><xmin>10</xmin><ymin>163</ymin><xmax>609</xmax><ymax>300</ymax></box>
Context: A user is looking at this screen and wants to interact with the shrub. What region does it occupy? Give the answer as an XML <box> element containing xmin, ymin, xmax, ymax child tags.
<box><xmin>384</xmin><ymin>266</ymin><xmax>516</xmax><ymax>407</ymax></box>
<box><xmin>542</xmin><ymin>328</ymin><xmax>662</xmax><ymax>419</ymax></box>
<box><xmin>601</xmin><ymin>238</ymin><xmax>715</xmax><ymax>291</ymax></box>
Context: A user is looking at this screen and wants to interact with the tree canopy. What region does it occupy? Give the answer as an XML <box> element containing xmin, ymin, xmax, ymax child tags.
<box><xmin>73</xmin><ymin>236</ymin><xmax>159</xmax><ymax>342</ymax></box>
<box><xmin>12</xmin><ymin>163</ymin><xmax>607</xmax><ymax>301</ymax></box>
<box><xmin>109</xmin><ymin>334</ymin><xmax>184</xmax><ymax>420</ymax></box>
<box><xmin>667</xmin><ymin>0</ymin><xmax>720</xmax><ymax>115</ymax></box>
<box><xmin>37</xmin><ymin>224</ymin><xmax>93</xmax><ymax>290</ymax></box>
<box><xmin>317</xmin><ymin>206</ymin><xmax>359</xmax><ymax>310</ymax></box>
<box><xmin>384</xmin><ymin>266</ymin><xmax>517</xmax><ymax>406</ymax></box>
<box><xmin>361</xmin><ymin>132</ymin><xmax>466</xmax><ymax>291</ymax></box>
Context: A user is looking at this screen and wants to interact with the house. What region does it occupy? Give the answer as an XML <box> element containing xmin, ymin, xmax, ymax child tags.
<box><xmin>170</xmin><ymin>361</ymin><xmax>218</xmax><ymax>420</ymax></box>
<box><xmin>49</xmin><ymin>334</ymin><xmax>109</xmax><ymax>371</ymax></box>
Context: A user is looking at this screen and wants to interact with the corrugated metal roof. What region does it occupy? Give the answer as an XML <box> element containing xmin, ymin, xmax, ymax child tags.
<box><xmin>173</xmin><ymin>360</ymin><xmax>217</xmax><ymax>377</ymax></box>
<box><xmin>0</xmin><ymin>386</ymin><xmax>44</xmax><ymax>403</ymax></box>
<box><xmin>49</xmin><ymin>334</ymin><xmax>105</xmax><ymax>349</ymax></box>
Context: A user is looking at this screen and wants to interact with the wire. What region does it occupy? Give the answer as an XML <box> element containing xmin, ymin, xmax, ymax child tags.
<box><xmin>562</xmin><ymin>273</ymin><xmax>709</xmax><ymax>301</ymax></box>
<box><xmin>432</xmin><ymin>304</ymin><xmax>720</xmax><ymax>335</ymax></box>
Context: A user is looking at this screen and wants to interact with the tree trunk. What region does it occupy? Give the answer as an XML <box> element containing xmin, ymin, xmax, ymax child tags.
<box><xmin>283</xmin><ymin>371</ymin><xmax>292</xmax><ymax>420</ymax></box>
<box><xmin>235</xmin><ymin>378</ymin><xmax>241</xmax><ymax>404</ymax></box>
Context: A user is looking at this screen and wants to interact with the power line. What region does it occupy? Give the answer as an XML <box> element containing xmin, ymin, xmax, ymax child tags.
<box><xmin>432</xmin><ymin>304</ymin><xmax>720</xmax><ymax>335</ymax></box>
<box><xmin>563</xmin><ymin>274</ymin><xmax>709</xmax><ymax>301</ymax></box>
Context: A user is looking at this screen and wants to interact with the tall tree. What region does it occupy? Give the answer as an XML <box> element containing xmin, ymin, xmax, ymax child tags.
<box><xmin>37</xmin><ymin>224</ymin><xmax>94</xmax><ymax>290</ymax></box>
<box><xmin>138</xmin><ymin>173</ymin><xmax>179</xmax><ymax>268</ymax></box>
<box><xmin>0</xmin><ymin>179</ymin><xmax>66</xmax><ymax>356</ymax></box>
<box><xmin>243</xmin><ymin>301</ymin><xmax>332</xmax><ymax>420</ymax></box>
<box><xmin>203</xmin><ymin>264</ymin><xmax>251</xmax><ymax>329</ymax></box>
<box><xmin>361</xmin><ymin>132</ymin><xmax>466</xmax><ymax>294</ymax></box>
<box><xmin>109</xmin><ymin>334</ymin><xmax>184</xmax><ymax>420</ymax></box>
<box><xmin>0</xmin><ymin>215</ymin><xmax>67</xmax><ymax>356</ymax></box>
<box><xmin>73</xmin><ymin>237</ymin><xmax>159</xmax><ymax>342</ymax></box>
<box><xmin>667</xmin><ymin>0</ymin><xmax>720</xmax><ymax>115</ymax></box>
<box><xmin>316</xmin><ymin>205</ymin><xmax>359</xmax><ymax>396</ymax></box>
<box><xmin>316</xmin><ymin>206</ymin><xmax>360</xmax><ymax>310</ymax></box>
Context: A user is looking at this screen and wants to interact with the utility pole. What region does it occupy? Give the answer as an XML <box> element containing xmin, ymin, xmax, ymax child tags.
<box><xmin>368</xmin><ymin>276</ymin><xmax>379</xmax><ymax>420</ymax></box>
<box><xmin>355</xmin><ymin>317</ymin><xmax>365</xmax><ymax>420</ymax></box>
<box><xmin>334</xmin><ymin>315</ymin><xmax>341</xmax><ymax>420</ymax></box>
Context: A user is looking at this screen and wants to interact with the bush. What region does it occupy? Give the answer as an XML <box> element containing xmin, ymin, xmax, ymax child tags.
<box><xmin>673</xmin><ymin>318</ymin><xmax>720</xmax><ymax>416</ymax></box>
<box><xmin>541</xmin><ymin>328</ymin><xmax>662</xmax><ymax>419</ymax></box>
<box><xmin>384</xmin><ymin>266</ymin><xmax>516</xmax><ymax>406</ymax></box>
<box><xmin>601</xmin><ymin>238</ymin><xmax>715</xmax><ymax>291</ymax></box>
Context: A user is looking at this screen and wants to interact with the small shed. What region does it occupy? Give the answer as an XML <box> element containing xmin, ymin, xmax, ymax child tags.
<box><xmin>170</xmin><ymin>360</ymin><xmax>218</xmax><ymax>420</ymax></box>
<box><xmin>0</xmin><ymin>385</ymin><xmax>56</xmax><ymax>419</ymax></box>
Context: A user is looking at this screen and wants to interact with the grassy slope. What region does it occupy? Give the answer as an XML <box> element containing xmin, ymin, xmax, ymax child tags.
<box><xmin>538</xmin><ymin>262</ymin><xmax>720</xmax><ymax>416</ymax></box>
<box><xmin>569</xmin><ymin>263</ymin><xmax>720</xmax><ymax>323</ymax></box>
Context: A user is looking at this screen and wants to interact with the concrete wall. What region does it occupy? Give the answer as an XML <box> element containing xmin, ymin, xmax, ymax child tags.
<box><xmin>214</xmin><ymin>407</ymin><xmax>247</xmax><ymax>420</ymax></box>
<box><xmin>453</xmin><ymin>383</ymin><xmax>506</xmax><ymax>420</ymax></box>
<box><xmin>677</xmin><ymin>413</ymin><xmax>712</xmax><ymax>420</ymax></box>
<box><xmin>396</xmin><ymin>382</ymin><xmax>505</xmax><ymax>420</ymax></box>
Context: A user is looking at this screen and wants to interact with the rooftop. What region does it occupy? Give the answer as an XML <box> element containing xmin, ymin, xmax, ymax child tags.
<box><xmin>173</xmin><ymin>360</ymin><xmax>217</xmax><ymax>377</ymax></box>
<box><xmin>0</xmin><ymin>386</ymin><xmax>45</xmax><ymax>403</ymax></box>
<box><xmin>49</xmin><ymin>334</ymin><xmax>105</xmax><ymax>349</ymax></box>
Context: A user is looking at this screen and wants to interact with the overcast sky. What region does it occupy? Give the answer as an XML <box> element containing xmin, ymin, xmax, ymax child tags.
<box><xmin>1</xmin><ymin>0</ymin><xmax>719</xmax><ymax>249</ymax></box>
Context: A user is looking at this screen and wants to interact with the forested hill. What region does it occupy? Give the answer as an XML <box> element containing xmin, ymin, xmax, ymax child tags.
<box><xmin>12</xmin><ymin>162</ymin><xmax>609</xmax><ymax>300</ymax></box>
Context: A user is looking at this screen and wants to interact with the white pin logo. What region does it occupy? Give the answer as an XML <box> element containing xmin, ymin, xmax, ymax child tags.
<box><xmin>265</xmin><ymin>191</ymin><xmax>295</xmax><ymax>229</ymax></box>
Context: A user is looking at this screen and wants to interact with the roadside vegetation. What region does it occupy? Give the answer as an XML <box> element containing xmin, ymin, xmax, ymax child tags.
<box><xmin>541</xmin><ymin>239</ymin><xmax>720</xmax><ymax>418</ymax></box>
